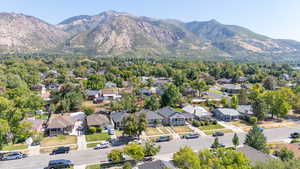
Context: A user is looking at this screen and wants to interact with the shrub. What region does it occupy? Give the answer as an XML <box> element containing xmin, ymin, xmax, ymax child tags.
<box><xmin>192</xmin><ymin>121</ymin><xmax>200</xmax><ymax>127</ymax></box>
<box><xmin>89</xmin><ymin>127</ymin><xmax>97</xmax><ymax>134</ymax></box>
<box><xmin>123</xmin><ymin>162</ymin><xmax>132</xmax><ymax>169</ymax></box>
<box><xmin>96</xmin><ymin>127</ymin><xmax>103</xmax><ymax>133</ymax></box>
<box><xmin>249</xmin><ymin>117</ymin><xmax>258</xmax><ymax>124</ymax></box>
<box><xmin>212</xmin><ymin>120</ymin><xmax>217</xmax><ymax>125</ymax></box>
<box><xmin>84</xmin><ymin>107</ymin><xmax>94</xmax><ymax>116</ymax></box>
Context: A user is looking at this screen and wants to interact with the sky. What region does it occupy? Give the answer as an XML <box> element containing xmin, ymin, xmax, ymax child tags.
<box><xmin>1</xmin><ymin>0</ymin><xmax>300</xmax><ymax>41</ymax></box>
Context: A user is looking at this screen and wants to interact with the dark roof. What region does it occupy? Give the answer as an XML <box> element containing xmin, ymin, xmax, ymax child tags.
<box><xmin>156</xmin><ymin>107</ymin><xmax>176</xmax><ymax>118</ymax></box>
<box><xmin>87</xmin><ymin>114</ymin><xmax>111</xmax><ymax>126</ymax></box>
<box><xmin>110</xmin><ymin>112</ymin><xmax>130</xmax><ymax>123</ymax></box>
<box><xmin>136</xmin><ymin>109</ymin><xmax>164</xmax><ymax>120</ymax></box>
<box><xmin>138</xmin><ymin>160</ymin><xmax>176</xmax><ymax>169</ymax></box>
<box><xmin>237</xmin><ymin>145</ymin><xmax>273</xmax><ymax>165</ymax></box>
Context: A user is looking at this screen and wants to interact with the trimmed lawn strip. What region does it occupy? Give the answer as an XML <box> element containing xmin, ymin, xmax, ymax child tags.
<box><xmin>40</xmin><ymin>144</ymin><xmax>78</xmax><ymax>153</ymax></box>
<box><xmin>171</xmin><ymin>126</ymin><xmax>193</xmax><ymax>133</ymax></box>
<box><xmin>41</xmin><ymin>135</ymin><xmax>77</xmax><ymax>147</ymax></box>
<box><xmin>199</xmin><ymin>124</ymin><xmax>225</xmax><ymax>131</ymax></box>
<box><xmin>1</xmin><ymin>144</ymin><xmax>28</xmax><ymax>151</ymax></box>
<box><xmin>145</xmin><ymin>128</ymin><xmax>161</xmax><ymax>136</ymax></box>
<box><xmin>85</xmin><ymin>133</ymin><xmax>110</xmax><ymax>142</ymax></box>
<box><xmin>86</xmin><ymin>164</ymin><xmax>101</xmax><ymax>169</ymax></box>
<box><xmin>204</xmin><ymin>129</ymin><xmax>233</xmax><ymax>135</ymax></box>
<box><xmin>87</xmin><ymin>142</ymin><xmax>99</xmax><ymax>148</ymax></box>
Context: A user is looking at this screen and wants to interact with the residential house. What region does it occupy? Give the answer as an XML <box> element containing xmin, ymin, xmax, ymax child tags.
<box><xmin>237</xmin><ymin>105</ymin><xmax>254</xmax><ymax>117</ymax></box>
<box><xmin>242</xmin><ymin>83</ymin><xmax>253</xmax><ymax>89</ymax></box>
<box><xmin>45</xmin><ymin>116</ymin><xmax>76</xmax><ymax>136</ymax></box>
<box><xmin>105</xmin><ymin>82</ymin><xmax>117</xmax><ymax>88</ymax></box>
<box><xmin>136</xmin><ymin>109</ymin><xmax>164</xmax><ymax>127</ymax></box>
<box><xmin>86</xmin><ymin>90</ymin><xmax>100</xmax><ymax>100</ymax></box>
<box><xmin>237</xmin><ymin>77</ymin><xmax>249</xmax><ymax>83</ymax></box>
<box><xmin>183</xmin><ymin>104</ymin><xmax>212</xmax><ymax>120</ymax></box>
<box><xmin>212</xmin><ymin>108</ymin><xmax>240</xmax><ymax>121</ymax></box>
<box><xmin>21</xmin><ymin>118</ymin><xmax>44</xmax><ymax>133</ymax></box>
<box><xmin>110</xmin><ymin>112</ymin><xmax>130</xmax><ymax>129</ymax></box>
<box><xmin>154</xmin><ymin>77</ymin><xmax>171</xmax><ymax>87</ymax></box>
<box><xmin>138</xmin><ymin>160</ymin><xmax>176</xmax><ymax>169</ymax></box>
<box><xmin>182</xmin><ymin>88</ymin><xmax>198</xmax><ymax>97</ymax></box>
<box><xmin>87</xmin><ymin>114</ymin><xmax>111</xmax><ymax>128</ymax></box>
<box><xmin>237</xmin><ymin>145</ymin><xmax>273</xmax><ymax>165</ymax></box>
<box><xmin>222</xmin><ymin>84</ymin><xmax>241</xmax><ymax>93</ymax></box>
<box><xmin>156</xmin><ymin>107</ymin><xmax>194</xmax><ymax>126</ymax></box>
<box><xmin>201</xmin><ymin>91</ymin><xmax>228</xmax><ymax>101</ymax></box>
<box><xmin>217</xmin><ymin>78</ymin><xmax>232</xmax><ymax>84</ymax></box>
<box><xmin>101</xmin><ymin>89</ymin><xmax>122</xmax><ymax>100</ymax></box>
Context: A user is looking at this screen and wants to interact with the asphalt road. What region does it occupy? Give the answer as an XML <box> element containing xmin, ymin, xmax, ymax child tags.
<box><xmin>1</xmin><ymin>126</ymin><xmax>300</xmax><ymax>169</ymax></box>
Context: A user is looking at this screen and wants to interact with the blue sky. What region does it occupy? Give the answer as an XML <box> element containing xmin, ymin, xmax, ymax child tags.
<box><xmin>2</xmin><ymin>0</ymin><xmax>300</xmax><ymax>41</ymax></box>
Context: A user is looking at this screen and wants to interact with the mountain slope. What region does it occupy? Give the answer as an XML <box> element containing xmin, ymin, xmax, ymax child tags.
<box><xmin>0</xmin><ymin>13</ymin><xmax>69</xmax><ymax>53</ymax></box>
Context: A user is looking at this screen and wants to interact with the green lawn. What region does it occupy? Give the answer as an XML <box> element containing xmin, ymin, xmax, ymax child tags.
<box><xmin>199</xmin><ymin>124</ymin><xmax>225</xmax><ymax>130</ymax></box>
<box><xmin>87</xmin><ymin>142</ymin><xmax>99</xmax><ymax>148</ymax></box>
<box><xmin>208</xmin><ymin>89</ymin><xmax>223</xmax><ymax>94</ymax></box>
<box><xmin>86</xmin><ymin>164</ymin><xmax>101</xmax><ymax>169</ymax></box>
<box><xmin>1</xmin><ymin>144</ymin><xmax>28</xmax><ymax>151</ymax></box>
<box><xmin>85</xmin><ymin>133</ymin><xmax>110</xmax><ymax>142</ymax></box>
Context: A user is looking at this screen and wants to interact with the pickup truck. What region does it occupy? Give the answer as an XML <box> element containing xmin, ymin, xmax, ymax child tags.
<box><xmin>50</xmin><ymin>146</ymin><xmax>70</xmax><ymax>155</ymax></box>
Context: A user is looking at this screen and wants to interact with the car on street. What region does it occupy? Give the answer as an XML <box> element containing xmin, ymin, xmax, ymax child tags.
<box><xmin>94</xmin><ymin>141</ymin><xmax>109</xmax><ymax>149</ymax></box>
<box><xmin>155</xmin><ymin>136</ymin><xmax>171</xmax><ymax>142</ymax></box>
<box><xmin>212</xmin><ymin>132</ymin><xmax>224</xmax><ymax>137</ymax></box>
<box><xmin>183</xmin><ymin>133</ymin><xmax>199</xmax><ymax>139</ymax></box>
<box><xmin>46</xmin><ymin>159</ymin><xmax>73</xmax><ymax>169</ymax></box>
<box><xmin>50</xmin><ymin>146</ymin><xmax>70</xmax><ymax>155</ymax></box>
<box><xmin>290</xmin><ymin>132</ymin><xmax>300</xmax><ymax>138</ymax></box>
<box><xmin>0</xmin><ymin>152</ymin><xmax>27</xmax><ymax>161</ymax></box>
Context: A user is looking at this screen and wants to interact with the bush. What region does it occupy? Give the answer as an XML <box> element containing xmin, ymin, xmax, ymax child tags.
<box><xmin>123</xmin><ymin>162</ymin><xmax>132</xmax><ymax>169</ymax></box>
<box><xmin>89</xmin><ymin>127</ymin><xmax>97</xmax><ymax>134</ymax></box>
<box><xmin>84</xmin><ymin>107</ymin><xmax>94</xmax><ymax>116</ymax></box>
<box><xmin>192</xmin><ymin>121</ymin><xmax>201</xmax><ymax>127</ymax></box>
<box><xmin>96</xmin><ymin>127</ymin><xmax>103</xmax><ymax>133</ymax></box>
<box><xmin>249</xmin><ymin>117</ymin><xmax>258</xmax><ymax>124</ymax></box>
<box><xmin>212</xmin><ymin>120</ymin><xmax>217</xmax><ymax>125</ymax></box>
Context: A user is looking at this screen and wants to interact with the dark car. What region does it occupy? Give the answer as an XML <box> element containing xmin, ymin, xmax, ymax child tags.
<box><xmin>46</xmin><ymin>159</ymin><xmax>73</xmax><ymax>169</ymax></box>
<box><xmin>50</xmin><ymin>146</ymin><xmax>70</xmax><ymax>155</ymax></box>
<box><xmin>291</xmin><ymin>132</ymin><xmax>300</xmax><ymax>138</ymax></box>
<box><xmin>184</xmin><ymin>133</ymin><xmax>199</xmax><ymax>139</ymax></box>
<box><xmin>212</xmin><ymin>132</ymin><xmax>224</xmax><ymax>137</ymax></box>
<box><xmin>156</xmin><ymin>136</ymin><xmax>171</xmax><ymax>142</ymax></box>
<box><xmin>211</xmin><ymin>143</ymin><xmax>226</xmax><ymax>149</ymax></box>
<box><xmin>0</xmin><ymin>152</ymin><xmax>26</xmax><ymax>161</ymax></box>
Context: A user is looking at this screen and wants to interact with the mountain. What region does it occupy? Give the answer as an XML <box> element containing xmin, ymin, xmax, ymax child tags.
<box><xmin>0</xmin><ymin>10</ymin><xmax>300</xmax><ymax>62</ymax></box>
<box><xmin>0</xmin><ymin>13</ymin><xmax>68</xmax><ymax>53</ymax></box>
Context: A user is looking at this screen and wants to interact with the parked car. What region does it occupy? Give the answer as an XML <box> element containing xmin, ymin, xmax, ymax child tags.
<box><xmin>94</xmin><ymin>141</ymin><xmax>109</xmax><ymax>150</ymax></box>
<box><xmin>129</xmin><ymin>140</ymin><xmax>143</xmax><ymax>145</ymax></box>
<box><xmin>212</xmin><ymin>132</ymin><xmax>224</xmax><ymax>137</ymax></box>
<box><xmin>156</xmin><ymin>136</ymin><xmax>171</xmax><ymax>142</ymax></box>
<box><xmin>50</xmin><ymin>146</ymin><xmax>70</xmax><ymax>155</ymax></box>
<box><xmin>291</xmin><ymin>132</ymin><xmax>300</xmax><ymax>138</ymax></box>
<box><xmin>0</xmin><ymin>152</ymin><xmax>27</xmax><ymax>161</ymax></box>
<box><xmin>211</xmin><ymin>143</ymin><xmax>226</xmax><ymax>149</ymax></box>
<box><xmin>46</xmin><ymin>159</ymin><xmax>73</xmax><ymax>169</ymax></box>
<box><xmin>184</xmin><ymin>133</ymin><xmax>199</xmax><ymax>139</ymax></box>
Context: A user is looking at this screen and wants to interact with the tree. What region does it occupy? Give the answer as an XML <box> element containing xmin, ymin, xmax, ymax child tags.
<box><xmin>144</xmin><ymin>142</ymin><xmax>161</xmax><ymax>157</ymax></box>
<box><xmin>124</xmin><ymin>144</ymin><xmax>145</xmax><ymax>161</ymax></box>
<box><xmin>221</xmin><ymin>97</ymin><xmax>228</xmax><ymax>107</ymax></box>
<box><xmin>173</xmin><ymin>146</ymin><xmax>201</xmax><ymax>169</ymax></box>
<box><xmin>263</xmin><ymin>76</ymin><xmax>277</xmax><ymax>90</ymax></box>
<box><xmin>137</xmin><ymin>113</ymin><xmax>147</xmax><ymax>137</ymax></box>
<box><xmin>244</xmin><ymin>125</ymin><xmax>269</xmax><ymax>153</ymax></box>
<box><xmin>122</xmin><ymin>162</ymin><xmax>132</xmax><ymax>169</ymax></box>
<box><xmin>0</xmin><ymin>119</ymin><xmax>10</xmax><ymax>149</ymax></box>
<box><xmin>144</xmin><ymin>96</ymin><xmax>160</xmax><ymax>110</ymax></box>
<box><xmin>231</xmin><ymin>95</ymin><xmax>239</xmax><ymax>109</ymax></box>
<box><xmin>277</xmin><ymin>147</ymin><xmax>294</xmax><ymax>161</ymax></box>
<box><xmin>211</xmin><ymin>137</ymin><xmax>221</xmax><ymax>149</ymax></box>
<box><xmin>238</xmin><ymin>88</ymin><xmax>249</xmax><ymax>105</ymax></box>
<box><xmin>232</xmin><ymin>133</ymin><xmax>240</xmax><ymax>148</ymax></box>
<box><xmin>123</xmin><ymin>115</ymin><xmax>138</xmax><ymax>137</ymax></box>
<box><xmin>85</xmin><ymin>74</ymin><xmax>105</xmax><ymax>90</ymax></box>
<box><xmin>83</xmin><ymin>107</ymin><xmax>94</xmax><ymax>116</ymax></box>
<box><xmin>108</xmin><ymin>149</ymin><xmax>124</xmax><ymax>162</ymax></box>
<box><xmin>252</xmin><ymin>96</ymin><xmax>267</xmax><ymax>120</ymax></box>
<box><xmin>192</xmin><ymin>80</ymin><xmax>209</xmax><ymax>96</ymax></box>
<box><xmin>161</xmin><ymin>83</ymin><xmax>182</xmax><ymax>107</ymax></box>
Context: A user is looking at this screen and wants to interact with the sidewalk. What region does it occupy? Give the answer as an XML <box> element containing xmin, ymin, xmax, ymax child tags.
<box><xmin>77</xmin><ymin>135</ymin><xmax>87</xmax><ymax>150</ymax></box>
<box><xmin>218</xmin><ymin>121</ymin><xmax>245</xmax><ymax>133</ymax></box>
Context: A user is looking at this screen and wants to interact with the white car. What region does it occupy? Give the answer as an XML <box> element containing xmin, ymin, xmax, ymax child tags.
<box><xmin>94</xmin><ymin>141</ymin><xmax>109</xmax><ymax>150</ymax></box>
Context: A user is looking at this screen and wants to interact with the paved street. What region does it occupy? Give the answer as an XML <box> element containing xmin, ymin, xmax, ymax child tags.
<box><xmin>1</xmin><ymin>126</ymin><xmax>300</xmax><ymax>169</ymax></box>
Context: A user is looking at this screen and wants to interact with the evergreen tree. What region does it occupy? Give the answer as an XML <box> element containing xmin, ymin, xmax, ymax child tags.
<box><xmin>244</xmin><ymin>125</ymin><xmax>269</xmax><ymax>153</ymax></box>
<box><xmin>232</xmin><ymin>133</ymin><xmax>240</xmax><ymax>148</ymax></box>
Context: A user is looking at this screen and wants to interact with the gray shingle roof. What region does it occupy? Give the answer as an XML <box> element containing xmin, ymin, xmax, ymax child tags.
<box><xmin>110</xmin><ymin>112</ymin><xmax>130</xmax><ymax>123</ymax></box>
<box><xmin>137</xmin><ymin>109</ymin><xmax>164</xmax><ymax>121</ymax></box>
<box><xmin>138</xmin><ymin>160</ymin><xmax>176</xmax><ymax>169</ymax></box>
<box><xmin>156</xmin><ymin>107</ymin><xmax>176</xmax><ymax>118</ymax></box>
<box><xmin>237</xmin><ymin>145</ymin><xmax>273</xmax><ymax>165</ymax></box>
<box><xmin>213</xmin><ymin>108</ymin><xmax>240</xmax><ymax>116</ymax></box>
<box><xmin>87</xmin><ymin>114</ymin><xmax>111</xmax><ymax>126</ymax></box>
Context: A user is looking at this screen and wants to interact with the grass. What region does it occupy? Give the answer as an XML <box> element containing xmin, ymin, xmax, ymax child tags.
<box><xmin>40</xmin><ymin>135</ymin><xmax>77</xmax><ymax>147</ymax></box>
<box><xmin>157</xmin><ymin>127</ymin><xmax>171</xmax><ymax>134</ymax></box>
<box><xmin>87</xmin><ymin>142</ymin><xmax>100</xmax><ymax>148</ymax></box>
<box><xmin>204</xmin><ymin>129</ymin><xmax>233</xmax><ymax>135</ymax></box>
<box><xmin>1</xmin><ymin>144</ymin><xmax>28</xmax><ymax>151</ymax></box>
<box><xmin>85</xmin><ymin>133</ymin><xmax>110</xmax><ymax>142</ymax></box>
<box><xmin>171</xmin><ymin>126</ymin><xmax>193</xmax><ymax>133</ymax></box>
<box><xmin>199</xmin><ymin>124</ymin><xmax>225</xmax><ymax>131</ymax></box>
<box><xmin>208</xmin><ymin>89</ymin><xmax>223</xmax><ymax>94</ymax></box>
<box><xmin>82</xmin><ymin>101</ymin><xmax>101</xmax><ymax>111</ymax></box>
<box><xmin>145</xmin><ymin>128</ymin><xmax>161</xmax><ymax>136</ymax></box>
<box><xmin>229</xmin><ymin>121</ymin><xmax>252</xmax><ymax>127</ymax></box>
<box><xmin>86</xmin><ymin>164</ymin><xmax>101</xmax><ymax>169</ymax></box>
<box><xmin>174</xmin><ymin>107</ymin><xmax>183</xmax><ymax>112</ymax></box>
<box><xmin>40</xmin><ymin>144</ymin><xmax>78</xmax><ymax>153</ymax></box>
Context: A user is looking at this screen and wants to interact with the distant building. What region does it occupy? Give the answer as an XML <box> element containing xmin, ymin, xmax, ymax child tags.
<box><xmin>217</xmin><ymin>78</ymin><xmax>232</xmax><ymax>84</ymax></box>
<box><xmin>110</xmin><ymin>112</ymin><xmax>130</xmax><ymax>129</ymax></box>
<box><xmin>45</xmin><ymin>116</ymin><xmax>76</xmax><ymax>136</ymax></box>
<box><xmin>156</xmin><ymin>107</ymin><xmax>194</xmax><ymax>126</ymax></box>
<box><xmin>182</xmin><ymin>104</ymin><xmax>212</xmax><ymax>119</ymax></box>
<box><xmin>212</xmin><ymin>108</ymin><xmax>240</xmax><ymax>121</ymax></box>
<box><xmin>222</xmin><ymin>84</ymin><xmax>241</xmax><ymax>93</ymax></box>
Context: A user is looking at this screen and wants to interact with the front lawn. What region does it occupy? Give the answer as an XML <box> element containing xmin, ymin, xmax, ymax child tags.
<box><xmin>1</xmin><ymin>144</ymin><xmax>28</xmax><ymax>151</ymax></box>
<box><xmin>87</xmin><ymin>142</ymin><xmax>99</xmax><ymax>148</ymax></box>
<box><xmin>85</xmin><ymin>133</ymin><xmax>110</xmax><ymax>142</ymax></box>
<box><xmin>41</xmin><ymin>135</ymin><xmax>77</xmax><ymax>147</ymax></box>
<box><xmin>145</xmin><ymin>128</ymin><xmax>161</xmax><ymax>136</ymax></box>
<box><xmin>157</xmin><ymin>127</ymin><xmax>171</xmax><ymax>134</ymax></box>
<box><xmin>171</xmin><ymin>126</ymin><xmax>193</xmax><ymax>133</ymax></box>
<box><xmin>204</xmin><ymin>129</ymin><xmax>233</xmax><ymax>135</ymax></box>
<box><xmin>199</xmin><ymin>124</ymin><xmax>225</xmax><ymax>131</ymax></box>
<box><xmin>86</xmin><ymin>164</ymin><xmax>101</xmax><ymax>169</ymax></box>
